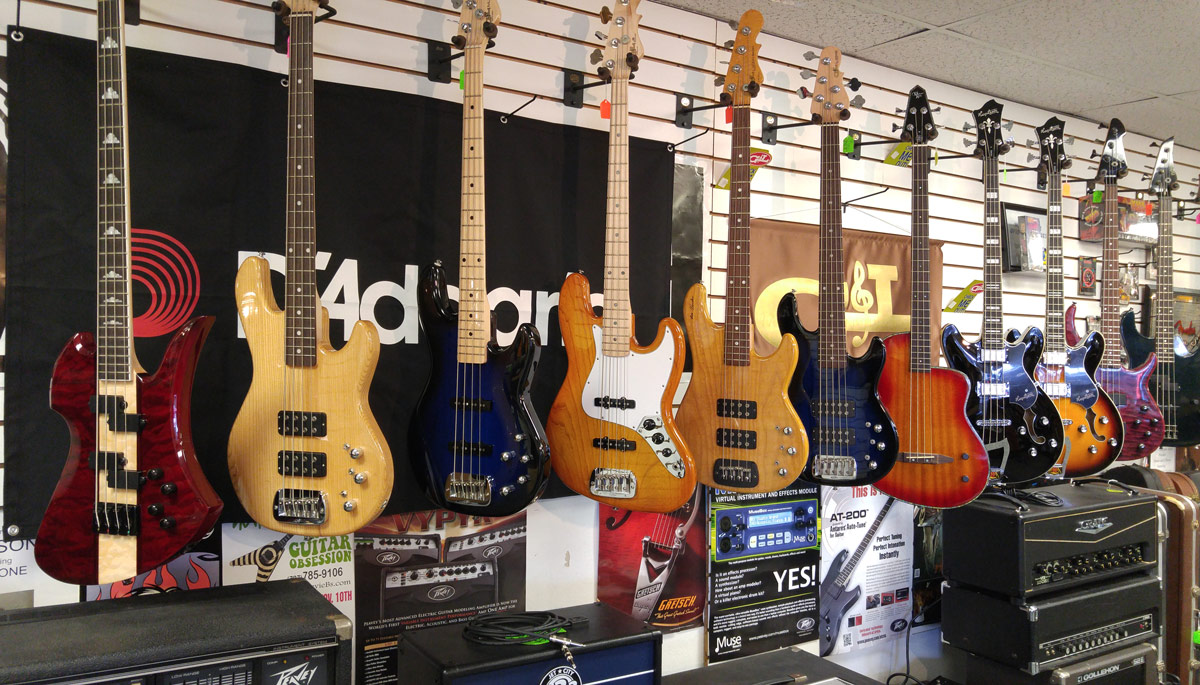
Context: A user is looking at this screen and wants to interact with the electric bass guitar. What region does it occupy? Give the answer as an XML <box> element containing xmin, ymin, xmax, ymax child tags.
<box><xmin>1122</xmin><ymin>137</ymin><xmax>1200</xmax><ymax>446</ymax></box>
<box><xmin>942</xmin><ymin>100</ymin><xmax>1063</xmax><ymax>483</ymax></box>
<box><xmin>675</xmin><ymin>10</ymin><xmax>808</xmax><ymax>493</ymax></box>
<box><xmin>411</xmin><ymin>0</ymin><xmax>551</xmax><ymax>515</ymax></box>
<box><xmin>548</xmin><ymin>0</ymin><xmax>694</xmax><ymax>513</ymax></box>
<box><xmin>818</xmin><ymin>497</ymin><xmax>894</xmax><ymax>656</ymax></box>
<box><xmin>778</xmin><ymin>46</ymin><xmax>897</xmax><ymax>486</ymax></box>
<box><xmin>35</xmin><ymin>0</ymin><xmax>222</xmax><ymax>585</ymax></box>
<box><xmin>873</xmin><ymin>86</ymin><xmax>989</xmax><ymax>507</ymax></box>
<box><xmin>228</xmin><ymin>0</ymin><xmax>393</xmax><ymax>536</ymax></box>
<box><xmin>1028</xmin><ymin>118</ymin><xmax>1122</xmax><ymax>475</ymax></box>
<box><xmin>1065</xmin><ymin>119</ymin><xmax>1162</xmax><ymax>461</ymax></box>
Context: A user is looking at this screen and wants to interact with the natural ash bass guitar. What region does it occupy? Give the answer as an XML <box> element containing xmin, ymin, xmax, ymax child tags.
<box><xmin>778</xmin><ymin>46</ymin><xmax>898</xmax><ymax>487</ymax></box>
<box><xmin>818</xmin><ymin>497</ymin><xmax>894</xmax><ymax>656</ymax></box>
<box><xmin>548</xmin><ymin>0</ymin><xmax>695</xmax><ymax>513</ymax></box>
<box><xmin>1027</xmin><ymin>117</ymin><xmax>1123</xmax><ymax>476</ymax></box>
<box><xmin>35</xmin><ymin>0</ymin><xmax>221</xmax><ymax>585</ymax></box>
<box><xmin>411</xmin><ymin>0</ymin><xmax>551</xmax><ymax>515</ymax></box>
<box><xmin>873</xmin><ymin>86</ymin><xmax>989</xmax><ymax>508</ymax></box>
<box><xmin>228</xmin><ymin>0</ymin><xmax>393</xmax><ymax>536</ymax></box>
<box><xmin>675</xmin><ymin>10</ymin><xmax>809</xmax><ymax>493</ymax></box>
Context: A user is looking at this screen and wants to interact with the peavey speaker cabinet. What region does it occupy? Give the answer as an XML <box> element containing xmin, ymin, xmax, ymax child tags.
<box><xmin>0</xmin><ymin>580</ymin><xmax>351</xmax><ymax>684</ymax></box>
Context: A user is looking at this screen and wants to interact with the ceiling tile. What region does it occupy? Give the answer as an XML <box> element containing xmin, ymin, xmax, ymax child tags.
<box><xmin>1080</xmin><ymin>97</ymin><xmax>1200</xmax><ymax>150</ymax></box>
<box><xmin>853</xmin><ymin>0</ymin><xmax>1025</xmax><ymax>27</ymax></box>
<box><xmin>857</xmin><ymin>31</ymin><xmax>1150</xmax><ymax>112</ymax></box>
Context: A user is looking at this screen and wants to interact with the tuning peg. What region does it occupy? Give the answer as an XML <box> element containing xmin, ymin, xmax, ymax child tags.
<box><xmin>1097</xmin><ymin>121</ymin><xmax>1107</xmax><ymax>129</ymax></box>
<box><xmin>1028</xmin><ymin>153</ymin><xmax>1040</xmax><ymax>163</ymax></box>
<box><xmin>849</xmin><ymin>94</ymin><xmax>865</xmax><ymax>108</ymax></box>
<box><xmin>803</xmin><ymin>50</ymin><xmax>818</xmax><ymax>61</ymax></box>
<box><xmin>931</xmin><ymin>106</ymin><xmax>941</xmax><ymax>113</ymax></box>
<box><xmin>714</xmin><ymin>74</ymin><xmax>726</xmax><ymax>87</ymax></box>
<box><xmin>1064</xmin><ymin>136</ymin><xmax>1075</xmax><ymax>145</ymax></box>
<box><xmin>1002</xmin><ymin>121</ymin><xmax>1014</xmax><ymax>131</ymax></box>
<box><xmin>800</xmin><ymin>68</ymin><xmax>815</xmax><ymax>80</ymax></box>
<box><xmin>1090</xmin><ymin>149</ymin><xmax>1101</xmax><ymax>159</ymax></box>
<box><xmin>895</xmin><ymin>107</ymin><xmax>905</xmax><ymax>115</ymax></box>
<box><xmin>724</xmin><ymin>39</ymin><xmax>735</xmax><ymax>49</ymax></box>
<box><xmin>450</xmin><ymin>0</ymin><xmax>463</xmax><ymax>8</ymax></box>
<box><xmin>727</xmin><ymin>19</ymin><xmax>738</xmax><ymax>30</ymax></box>
<box><xmin>798</xmin><ymin>86</ymin><xmax>811</xmax><ymax>99</ymax></box>
<box><xmin>595</xmin><ymin>30</ymin><xmax>607</xmax><ymax>41</ymax></box>
<box><xmin>600</xmin><ymin>5</ymin><xmax>613</xmax><ymax>23</ymax></box>
<box><xmin>590</xmin><ymin>48</ymin><xmax>604</xmax><ymax>65</ymax></box>
<box><xmin>963</xmin><ymin>122</ymin><xmax>976</xmax><ymax>132</ymax></box>
<box><xmin>1026</xmin><ymin>139</ymin><xmax>1037</xmax><ymax>147</ymax></box>
<box><xmin>963</xmin><ymin>137</ymin><xmax>975</xmax><ymax>148</ymax></box>
<box><xmin>1150</xmin><ymin>141</ymin><xmax>1161</xmax><ymax>148</ymax></box>
<box><xmin>847</xmin><ymin>77</ymin><xmax>861</xmax><ymax>92</ymax></box>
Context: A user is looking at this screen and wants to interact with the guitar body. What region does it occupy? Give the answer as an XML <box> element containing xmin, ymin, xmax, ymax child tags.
<box><xmin>873</xmin><ymin>333</ymin><xmax>989</xmax><ymax>507</ymax></box>
<box><xmin>35</xmin><ymin>318</ymin><xmax>222</xmax><ymax>585</ymax></box>
<box><xmin>1065</xmin><ymin>304</ymin><xmax>1163</xmax><ymax>460</ymax></box>
<box><xmin>818</xmin><ymin>548</ymin><xmax>860</xmax><ymax>657</ymax></box>
<box><xmin>229</xmin><ymin>256</ymin><xmax>393</xmax><ymax>536</ymax></box>
<box><xmin>411</xmin><ymin>262</ymin><xmax>550</xmax><ymax>516</ymax></box>
<box><xmin>941</xmin><ymin>324</ymin><xmax>1063</xmax><ymax>483</ymax></box>
<box><xmin>1122</xmin><ymin>310</ymin><xmax>1200</xmax><ymax>446</ymax></box>
<box><xmin>1029</xmin><ymin>330</ymin><xmax>1123</xmax><ymax>476</ymax></box>
<box><xmin>548</xmin><ymin>273</ymin><xmax>694</xmax><ymax>512</ymax></box>
<box><xmin>676</xmin><ymin>283</ymin><xmax>807</xmax><ymax>492</ymax></box>
<box><xmin>778</xmin><ymin>293</ymin><xmax>898</xmax><ymax>485</ymax></box>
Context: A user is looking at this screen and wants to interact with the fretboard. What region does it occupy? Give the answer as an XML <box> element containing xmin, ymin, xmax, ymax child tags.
<box><xmin>1155</xmin><ymin>193</ymin><xmax>1175</xmax><ymax>364</ymax></box>
<box><xmin>981</xmin><ymin>157</ymin><xmax>1004</xmax><ymax>352</ymax></box>
<box><xmin>457</xmin><ymin>45</ymin><xmax>488</xmax><ymax>364</ymax></box>
<box><xmin>1099</xmin><ymin>176</ymin><xmax>1122</xmax><ymax>369</ymax></box>
<box><xmin>836</xmin><ymin>498</ymin><xmax>894</xmax><ymax>587</ymax></box>
<box><xmin>724</xmin><ymin>103</ymin><xmax>753</xmax><ymax>366</ymax></box>
<box><xmin>817</xmin><ymin>122</ymin><xmax>847</xmax><ymax>369</ymax></box>
<box><xmin>1043</xmin><ymin>169</ymin><xmax>1065</xmax><ymax>354</ymax></box>
<box><xmin>284</xmin><ymin>11</ymin><xmax>318</xmax><ymax>368</ymax></box>
<box><xmin>909</xmin><ymin>144</ymin><xmax>931</xmax><ymax>372</ymax></box>
<box><xmin>96</xmin><ymin>0</ymin><xmax>134</xmax><ymax>382</ymax></box>
<box><xmin>601</xmin><ymin>76</ymin><xmax>632</xmax><ymax>357</ymax></box>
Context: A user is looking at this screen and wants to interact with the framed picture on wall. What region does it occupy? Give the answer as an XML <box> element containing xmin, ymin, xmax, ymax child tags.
<box><xmin>1000</xmin><ymin>202</ymin><xmax>1047</xmax><ymax>273</ymax></box>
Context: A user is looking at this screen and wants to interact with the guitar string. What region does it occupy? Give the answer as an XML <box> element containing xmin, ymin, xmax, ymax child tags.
<box><xmin>97</xmin><ymin>0</ymin><xmax>111</xmax><ymax>534</ymax></box>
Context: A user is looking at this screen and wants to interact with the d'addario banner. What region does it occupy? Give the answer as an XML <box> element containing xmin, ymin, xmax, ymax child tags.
<box><xmin>748</xmin><ymin>219</ymin><xmax>944</xmax><ymax>357</ymax></box>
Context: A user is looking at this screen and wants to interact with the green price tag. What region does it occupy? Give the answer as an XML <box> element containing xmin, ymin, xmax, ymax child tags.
<box><xmin>1092</xmin><ymin>189</ymin><xmax>1103</xmax><ymax>203</ymax></box>
<box><xmin>842</xmin><ymin>135</ymin><xmax>855</xmax><ymax>155</ymax></box>
<box><xmin>458</xmin><ymin>69</ymin><xmax>465</xmax><ymax>90</ymax></box>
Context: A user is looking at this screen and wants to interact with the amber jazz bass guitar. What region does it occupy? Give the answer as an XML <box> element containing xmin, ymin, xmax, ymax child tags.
<box><xmin>228</xmin><ymin>0</ymin><xmax>393</xmax><ymax>536</ymax></box>
<box><xmin>411</xmin><ymin>0</ymin><xmax>551</xmax><ymax>516</ymax></box>
<box><xmin>941</xmin><ymin>100</ymin><xmax>1063</xmax><ymax>483</ymax></box>
<box><xmin>547</xmin><ymin>0</ymin><xmax>695</xmax><ymax>513</ymax></box>
<box><xmin>778</xmin><ymin>47</ymin><xmax>898</xmax><ymax>487</ymax></box>
<box><xmin>1027</xmin><ymin>117</ymin><xmax>1123</xmax><ymax>476</ymax></box>
<box><xmin>873</xmin><ymin>86</ymin><xmax>989</xmax><ymax>508</ymax></box>
<box><xmin>35</xmin><ymin>0</ymin><xmax>222</xmax><ymax>585</ymax></box>
<box><xmin>1064</xmin><ymin>119</ymin><xmax>1164</xmax><ymax>461</ymax></box>
<box><xmin>675</xmin><ymin>10</ymin><xmax>809</xmax><ymax>493</ymax></box>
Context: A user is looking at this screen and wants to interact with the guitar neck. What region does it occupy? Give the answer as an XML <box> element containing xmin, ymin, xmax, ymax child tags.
<box><xmin>284</xmin><ymin>11</ymin><xmax>318</xmax><ymax>368</ymax></box>
<box><xmin>457</xmin><ymin>45</ymin><xmax>488</xmax><ymax>364</ymax></box>
<box><xmin>1155</xmin><ymin>193</ymin><xmax>1175</xmax><ymax>363</ymax></box>
<box><xmin>836</xmin><ymin>498</ymin><xmax>894</xmax><ymax>586</ymax></box>
<box><xmin>818</xmin><ymin>122</ymin><xmax>847</xmax><ymax>368</ymax></box>
<box><xmin>909</xmin><ymin>144</ymin><xmax>931</xmax><ymax>372</ymax></box>
<box><xmin>724</xmin><ymin>103</ymin><xmax>753</xmax><ymax>367</ymax></box>
<box><xmin>96</xmin><ymin>0</ymin><xmax>134</xmax><ymax>384</ymax></box>
<box><xmin>1100</xmin><ymin>177</ymin><xmax>1122</xmax><ymax>369</ymax></box>
<box><xmin>981</xmin><ymin>157</ymin><xmax>1004</xmax><ymax>353</ymax></box>
<box><xmin>602</xmin><ymin>75</ymin><xmax>632</xmax><ymax>357</ymax></box>
<box><xmin>1043</xmin><ymin>169</ymin><xmax>1065</xmax><ymax>354</ymax></box>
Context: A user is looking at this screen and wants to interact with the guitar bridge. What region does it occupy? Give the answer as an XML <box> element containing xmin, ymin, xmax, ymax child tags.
<box><xmin>589</xmin><ymin>468</ymin><xmax>637</xmax><ymax>498</ymax></box>
<box><xmin>273</xmin><ymin>489</ymin><xmax>327</xmax><ymax>525</ymax></box>
<box><xmin>812</xmin><ymin>455</ymin><xmax>857</xmax><ymax>480</ymax></box>
<box><xmin>712</xmin><ymin>458</ymin><xmax>759</xmax><ymax>488</ymax></box>
<box><xmin>445</xmin><ymin>473</ymin><xmax>492</xmax><ymax>506</ymax></box>
<box><xmin>94</xmin><ymin>503</ymin><xmax>139</xmax><ymax>535</ymax></box>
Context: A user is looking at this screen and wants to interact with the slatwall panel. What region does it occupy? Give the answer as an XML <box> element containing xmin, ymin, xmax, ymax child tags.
<box><xmin>1</xmin><ymin>0</ymin><xmax>1197</xmax><ymax>519</ymax></box>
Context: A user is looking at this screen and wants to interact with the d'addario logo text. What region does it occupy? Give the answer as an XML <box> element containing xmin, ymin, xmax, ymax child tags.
<box><xmin>1080</xmin><ymin>664</ymin><xmax>1122</xmax><ymax>681</ymax></box>
<box><xmin>1075</xmin><ymin>517</ymin><xmax>1113</xmax><ymax>535</ymax></box>
<box><xmin>635</xmin><ymin>582</ymin><xmax>663</xmax><ymax>599</ymax></box>
<box><xmin>427</xmin><ymin>584</ymin><xmax>456</xmax><ymax>601</ymax></box>
<box><xmin>270</xmin><ymin>662</ymin><xmax>318</xmax><ymax>685</ymax></box>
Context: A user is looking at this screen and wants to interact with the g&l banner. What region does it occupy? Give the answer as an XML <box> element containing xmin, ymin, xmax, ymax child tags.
<box><xmin>749</xmin><ymin>219</ymin><xmax>944</xmax><ymax>357</ymax></box>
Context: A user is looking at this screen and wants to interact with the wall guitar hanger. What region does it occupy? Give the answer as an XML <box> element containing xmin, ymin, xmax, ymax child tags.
<box><xmin>272</xmin><ymin>1</ymin><xmax>337</xmax><ymax>55</ymax></box>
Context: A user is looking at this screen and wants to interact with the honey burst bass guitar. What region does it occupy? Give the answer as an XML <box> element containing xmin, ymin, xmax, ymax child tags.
<box><xmin>229</xmin><ymin>0</ymin><xmax>393</xmax><ymax>536</ymax></box>
<box><xmin>675</xmin><ymin>10</ymin><xmax>809</xmax><ymax>494</ymax></box>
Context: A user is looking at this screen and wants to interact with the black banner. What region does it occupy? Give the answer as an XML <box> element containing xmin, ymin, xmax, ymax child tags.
<box><xmin>5</xmin><ymin>27</ymin><xmax>674</xmax><ymax>534</ymax></box>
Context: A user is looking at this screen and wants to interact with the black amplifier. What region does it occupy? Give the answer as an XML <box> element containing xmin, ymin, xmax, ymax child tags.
<box><xmin>0</xmin><ymin>579</ymin><xmax>350</xmax><ymax>684</ymax></box>
<box><xmin>966</xmin><ymin>641</ymin><xmax>1158</xmax><ymax>685</ymax></box>
<box><xmin>943</xmin><ymin>482</ymin><xmax>1158</xmax><ymax>597</ymax></box>
<box><xmin>381</xmin><ymin>561</ymin><xmax>499</xmax><ymax>617</ymax></box>
<box><xmin>445</xmin><ymin>518</ymin><xmax>527</xmax><ymax>603</ymax></box>
<box><xmin>942</xmin><ymin>572</ymin><xmax>1160</xmax><ymax>674</ymax></box>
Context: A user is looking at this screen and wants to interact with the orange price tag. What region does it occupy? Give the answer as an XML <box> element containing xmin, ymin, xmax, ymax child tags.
<box><xmin>600</xmin><ymin>99</ymin><xmax>611</xmax><ymax>119</ymax></box>
<box><xmin>1062</xmin><ymin>182</ymin><xmax>1071</xmax><ymax>197</ymax></box>
<box><xmin>725</xmin><ymin>106</ymin><xmax>733</xmax><ymax>124</ymax></box>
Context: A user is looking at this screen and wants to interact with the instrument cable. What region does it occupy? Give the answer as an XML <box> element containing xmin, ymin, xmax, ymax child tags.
<box><xmin>462</xmin><ymin>611</ymin><xmax>589</xmax><ymax>672</ymax></box>
<box><xmin>885</xmin><ymin>596</ymin><xmax>941</xmax><ymax>685</ymax></box>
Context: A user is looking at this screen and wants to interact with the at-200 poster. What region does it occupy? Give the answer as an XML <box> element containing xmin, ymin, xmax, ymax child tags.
<box><xmin>706</xmin><ymin>483</ymin><xmax>821</xmax><ymax>663</ymax></box>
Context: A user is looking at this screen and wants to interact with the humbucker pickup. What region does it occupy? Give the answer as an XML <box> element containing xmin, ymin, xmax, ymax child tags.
<box><xmin>594</xmin><ymin>396</ymin><xmax>635</xmax><ymax>410</ymax></box>
<box><xmin>277</xmin><ymin>451</ymin><xmax>328</xmax><ymax>477</ymax></box>
<box><xmin>978</xmin><ymin>382</ymin><xmax>1010</xmax><ymax>397</ymax></box>
<box><xmin>451</xmin><ymin>397</ymin><xmax>493</xmax><ymax>412</ymax></box>
<box><xmin>814</xmin><ymin>399</ymin><xmax>855</xmax><ymax>417</ymax></box>
<box><xmin>89</xmin><ymin>452</ymin><xmax>139</xmax><ymax>490</ymax></box>
<box><xmin>1042</xmin><ymin>382</ymin><xmax>1070</xmax><ymax>398</ymax></box>
<box><xmin>94</xmin><ymin>503</ymin><xmax>139</xmax><ymax>535</ymax></box>
<box><xmin>817</xmin><ymin>428</ymin><xmax>855</xmax><ymax>447</ymax></box>
<box><xmin>716</xmin><ymin>398</ymin><xmax>757</xmax><ymax>419</ymax></box>
<box><xmin>449</xmin><ymin>442</ymin><xmax>494</xmax><ymax>457</ymax></box>
<box><xmin>273</xmin><ymin>489</ymin><xmax>326</xmax><ymax>524</ymax></box>
<box><xmin>593</xmin><ymin>437</ymin><xmax>637</xmax><ymax>451</ymax></box>
<box><xmin>89</xmin><ymin>395</ymin><xmax>145</xmax><ymax>433</ymax></box>
<box><xmin>277</xmin><ymin>411</ymin><xmax>327</xmax><ymax>437</ymax></box>
<box><xmin>716</xmin><ymin>428</ymin><xmax>757</xmax><ymax>449</ymax></box>
<box><xmin>713</xmin><ymin>458</ymin><xmax>759</xmax><ymax>487</ymax></box>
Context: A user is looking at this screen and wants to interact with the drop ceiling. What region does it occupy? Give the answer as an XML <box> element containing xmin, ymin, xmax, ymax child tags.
<box><xmin>656</xmin><ymin>0</ymin><xmax>1200</xmax><ymax>148</ymax></box>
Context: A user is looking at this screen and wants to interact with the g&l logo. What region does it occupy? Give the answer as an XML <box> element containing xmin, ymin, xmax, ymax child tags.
<box><xmin>756</xmin><ymin>261</ymin><xmax>905</xmax><ymax>349</ymax></box>
<box><xmin>749</xmin><ymin>151</ymin><xmax>773</xmax><ymax>166</ymax></box>
<box><xmin>483</xmin><ymin>545</ymin><xmax>503</xmax><ymax>559</ymax></box>
<box><xmin>970</xmin><ymin>282</ymin><xmax>985</xmax><ymax>294</ymax></box>
<box><xmin>376</xmin><ymin>551</ymin><xmax>401</xmax><ymax>565</ymax></box>
<box><xmin>427</xmin><ymin>585</ymin><xmax>456</xmax><ymax>601</ymax></box>
<box><xmin>130</xmin><ymin>229</ymin><xmax>202</xmax><ymax>337</ymax></box>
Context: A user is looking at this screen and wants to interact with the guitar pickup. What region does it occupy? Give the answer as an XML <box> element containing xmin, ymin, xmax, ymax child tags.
<box><xmin>978</xmin><ymin>382</ymin><xmax>1010</xmax><ymax>397</ymax></box>
<box><xmin>449</xmin><ymin>442</ymin><xmax>494</xmax><ymax>457</ymax></box>
<box><xmin>716</xmin><ymin>398</ymin><xmax>757</xmax><ymax>419</ymax></box>
<box><xmin>451</xmin><ymin>397</ymin><xmax>493</xmax><ymax>412</ymax></box>
<box><xmin>1041</xmin><ymin>382</ymin><xmax>1070</xmax><ymax>398</ymax></box>
<box><xmin>88</xmin><ymin>452</ymin><xmax>139</xmax><ymax>490</ymax></box>
<box><xmin>592</xmin><ymin>437</ymin><xmax>637</xmax><ymax>451</ymax></box>
<box><xmin>814</xmin><ymin>399</ymin><xmax>855</xmax><ymax>418</ymax></box>
<box><xmin>594</xmin><ymin>396</ymin><xmax>635</xmax><ymax>410</ymax></box>
<box><xmin>716</xmin><ymin>428</ymin><xmax>757</xmax><ymax>449</ymax></box>
<box><xmin>89</xmin><ymin>395</ymin><xmax>145</xmax><ymax>433</ymax></box>
<box><xmin>278</xmin><ymin>411</ymin><xmax>327</xmax><ymax>437</ymax></box>
<box><xmin>94</xmin><ymin>502</ymin><xmax>139</xmax><ymax>535</ymax></box>
<box><xmin>277</xmin><ymin>451</ymin><xmax>328</xmax><ymax>477</ymax></box>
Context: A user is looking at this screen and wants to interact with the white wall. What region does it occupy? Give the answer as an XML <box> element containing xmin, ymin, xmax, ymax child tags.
<box><xmin>2</xmin><ymin>0</ymin><xmax>1196</xmax><ymax>680</ymax></box>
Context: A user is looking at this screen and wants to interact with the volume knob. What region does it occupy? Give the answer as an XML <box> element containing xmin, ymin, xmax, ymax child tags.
<box><xmin>160</xmin><ymin>483</ymin><xmax>177</xmax><ymax>495</ymax></box>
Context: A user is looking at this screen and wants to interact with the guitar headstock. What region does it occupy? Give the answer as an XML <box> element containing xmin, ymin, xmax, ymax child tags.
<box><xmin>810</xmin><ymin>46</ymin><xmax>851</xmax><ymax>123</ymax></box>
<box><xmin>900</xmin><ymin>85</ymin><xmax>938</xmax><ymax>144</ymax></box>
<box><xmin>1148</xmin><ymin>137</ymin><xmax>1179</xmax><ymax>196</ymax></box>
<box><xmin>596</xmin><ymin>0</ymin><xmax>642</xmax><ymax>81</ymax></box>
<box><xmin>452</xmin><ymin>0</ymin><xmax>500</xmax><ymax>50</ymax></box>
<box><xmin>969</xmin><ymin>99</ymin><xmax>1010</xmax><ymax>159</ymax></box>
<box><xmin>721</xmin><ymin>10</ymin><xmax>764</xmax><ymax>107</ymax></box>
<box><xmin>1034</xmin><ymin>117</ymin><xmax>1071</xmax><ymax>175</ymax></box>
<box><xmin>1094</xmin><ymin>119</ymin><xmax>1128</xmax><ymax>181</ymax></box>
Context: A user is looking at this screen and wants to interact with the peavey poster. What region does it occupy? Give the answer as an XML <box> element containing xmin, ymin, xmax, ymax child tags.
<box><xmin>598</xmin><ymin>487</ymin><xmax>706</xmax><ymax>630</ymax></box>
<box><xmin>706</xmin><ymin>483</ymin><xmax>821</xmax><ymax>663</ymax></box>
<box><xmin>818</xmin><ymin>487</ymin><xmax>914</xmax><ymax>656</ymax></box>
<box><xmin>355</xmin><ymin>510</ymin><xmax>527</xmax><ymax>685</ymax></box>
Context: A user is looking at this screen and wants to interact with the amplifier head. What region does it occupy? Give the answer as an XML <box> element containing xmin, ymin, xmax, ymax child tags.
<box><xmin>355</xmin><ymin>534</ymin><xmax>441</xmax><ymax>567</ymax></box>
